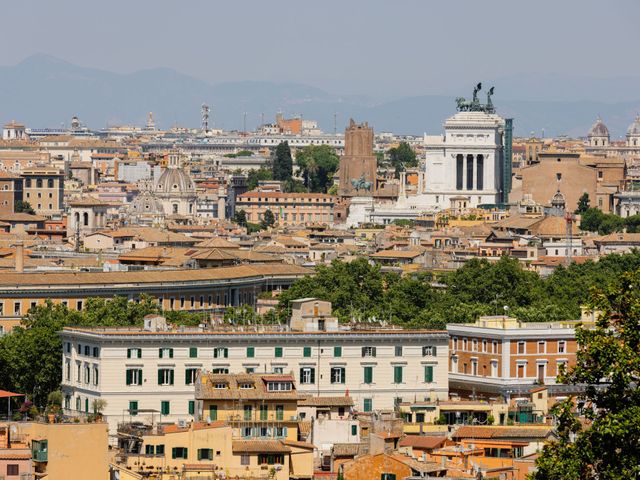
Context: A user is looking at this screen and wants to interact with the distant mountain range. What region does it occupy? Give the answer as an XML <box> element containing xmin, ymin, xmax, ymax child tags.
<box><xmin>1</xmin><ymin>54</ymin><xmax>640</xmax><ymax>138</ymax></box>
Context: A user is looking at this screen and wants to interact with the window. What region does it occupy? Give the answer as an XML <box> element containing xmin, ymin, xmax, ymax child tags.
<box><xmin>471</xmin><ymin>359</ymin><xmax>478</xmax><ymax>376</ymax></box>
<box><xmin>363</xmin><ymin>398</ymin><xmax>372</xmax><ymax>412</ymax></box>
<box><xmin>126</xmin><ymin>368</ymin><xmax>142</xmax><ymax>386</ymax></box>
<box><xmin>241</xmin><ymin>453</ymin><xmax>250</xmax><ymax>465</ymax></box>
<box><xmin>363</xmin><ymin>366</ymin><xmax>373</xmax><ymax>384</ymax></box>
<box><xmin>161</xmin><ymin>401</ymin><xmax>170</xmax><ymax>415</ymax></box>
<box><xmin>158</xmin><ymin>368</ymin><xmax>174</xmax><ymax>386</ymax></box>
<box><xmin>188</xmin><ymin>400</ymin><xmax>195</xmax><ymax>415</ymax></box>
<box><xmin>84</xmin><ymin>346</ymin><xmax>90</xmax><ymax>356</ymax></box>
<box><xmin>258</xmin><ymin>454</ymin><xmax>284</xmax><ymax>465</ymax></box>
<box><xmin>395</xmin><ymin>346</ymin><xmax>403</xmax><ymax>357</ymax></box>
<box><xmin>362</xmin><ymin>346</ymin><xmax>376</xmax><ymax>357</ymax></box>
<box><xmin>422</xmin><ymin>346</ymin><xmax>437</xmax><ymax>356</ymax></box>
<box><xmin>381</xmin><ymin>474</ymin><xmax>397</xmax><ymax>480</ymax></box>
<box><xmin>65</xmin><ymin>360</ymin><xmax>70</xmax><ymax>381</ymax></box>
<box><xmin>424</xmin><ymin>365</ymin><xmax>434</xmax><ymax>383</ymax></box>
<box><xmin>92</xmin><ymin>347</ymin><xmax>99</xmax><ymax>357</ymax></box>
<box><xmin>198</xmin><ymin>448</ymin><xmax>213</xmax><ymax>460</ymax></box>
<box><xmin>129</xmin><ymin>401</ymin><xmax>139</xmax><ymax>416</ymax></box>
<box><xmin>331</xmin><ymin>367</ymin><xmax>345</xmax><ymax>384</ymax></box>
<box><xmin>393</xmin><ymin>366</ymin><xmax>403</xmax><ymax>384</ymax></box>
<box><xmin>303</xmin><ymin>346</ymin><xmax>312</xmax><ymax>357</ymax></box>
<box><xmin>492</xmin><ymin>341</ymin><xmax>498</xmax><ymax>354</ymax></box>
<box><xmin>275</xmin><ymin>347</ymin><xmax>283</xmax><ymax>358</ymax></box>
<box><xmin>482</xmin><ymin>340</ymin><xmax>487</xmax><ymax>352</ymax></box>
<box><xmin>189</xmin><ymin>347</ymin><xmax>198</xmax><ymax>358</ymax></box>
<box><xmin>127</xmin><ymin>348</ymin><xmax>142</xmax><ymax>359</ymax></box>
<box><xmin>517</xmin><ymin>341</ymin><xmax>525</xmax><ymax>354</ymax></box>
<box><xmin>212</xmin><ymin>368</ymin><xmax>229</xmax><ymax>374</ymax></box>
<box><xmin>260</xmin><ymin>404</ymin><xmax>268</xmax><ymax>420</ymax></box>
<box><xmin>267</xmin><ymin>382</ymin><xmax>292</xmax><ymax>391</ymax></box>
<box><xmin>155</xmin><ymin>444</ymin><xmax>165</xmax><ymax>455</ymax></box>
<box><xmin>247</xmin><ymin>346</ymin><xmax>255</xmax><ymax>358</ymax></box>
<box><xmin>351</xmin><ymin>424</ymin><xmax>358</xmax><ymax>436</ymax></box>
<box><xmin>334</xmin><ymin>346</ymin><xmax>342</xmax><ymax>357</ymax></box>
<box><xmin>537</xmin><ymin>341</ymin><xmax>546</xmax><ymax>354</ymax></box>
<box><xmin>558</xmin><ymin>341</ymin><xmax>566</xmax><ymax>354</ymax></box>
<box><xmin>84</xmin><ymin>365</ymin><xmax>90</xmax><ymax>384</ymax></box>
<box><xmin>463</xmin><ymin>338</ymin><xmax>468</xmax><ymax>350</ymax></box>
<box><xmin>185</xmin><ymin>368</ymin><xmax>198</xmax><ymax>385</ymax></box>
<box><xmin>7</xmin><ymin>464</ymin><xmax>19</xmax><ymax>476</ymax></box>
<box><xmin>13</xmin><ymin>302</ymin><xmax>20</xmax><ymax>315</ymax></box>
<box><xmin>77</xmin><ymin>301</ymin><xmax>83</xmax><ymax>311</ymax></box>
<box><xmin>472</xmin><ymin>339</ymin><xmax>478</xmax><ymax>352</ymax></box>
<box><xmin>209</xmin><ymin>405</ymin><xmax>218</xmax><ymax>421</ymax></box>
<box><xmin>145</xmin><ymin>445</ymin><xmax>155</xmax><ymax>455</ymax></box>
<box><xmin>159</xmin><ymin>348</ymin><xmax>173</xmax><ymax>359</ymax></box>
<box><xmin>276</xmin><ymin>405</ymin><xmax>284</xmax><ymax>421</ymax></box>
<box><xmin>300</xmin><ymin>367</ymin><xmax>315</xmax><ymax>384</ymax></box>
<box><xmin>557</xmin><ymin>360</ymin><xmax>568</xmax><ymax>373</ymax></box>
<box><xmin>171</xmin><ymin>447</ymin><xmax>188</xmax><ymax>459</ymax></box>
<box><xmin>491</xmin><ymin>360</ymin><xmax>498</xmax><ymax>377</ymax></box>
<box><xmin>244</xmin><ymin>405</ymin><xmax>253</xmax><ymax>421</ymax></box>
<box><xmin>214</xmin><ymin>347</ymin><xmax>228</xmax><ymax>358</ymax></box>
<box><xmin>93</xmin><ymin>366</ymin><xmax>99</xmax><ymax>386</ymax></box>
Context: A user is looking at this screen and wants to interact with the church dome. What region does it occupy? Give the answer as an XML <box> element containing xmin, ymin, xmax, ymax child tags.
<box><xmin>128</xmin><ymin>191</ymin><xmax>165</xmax><ymax>215</ymax></box>
<box><xmin>155</xmin><ymin>167</ymin><xmax>195</xmax><ymax>195</ymax></box>
<box><xmin>588</xmin><ymin>118</ymin><xmax>609</xmax><ymax>137</ymax></box>
<box><xmin>627</xmin><ymin>116</ymin><xmax>640</xmax><ymax>136</ymax></box>
<box><xmin>551</xmin><ymin>189</ymin><xmax>566</xmax><ymax>210</ymax></box>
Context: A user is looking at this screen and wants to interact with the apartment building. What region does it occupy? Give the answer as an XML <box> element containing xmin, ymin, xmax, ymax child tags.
<box><xmin>20</xmin><ymin>167</ymin><xmax>64</xmax><ymax>217</ymax></box>
<box><xmin>60</xmin><ymin>300</ymin><xmax>449</xmax><ymax>432</ymax></box>
<box><xmin>236</xmin><ymin>192</ymin><xmax>336</xmax><ymax>226</ymax></box>
<box><xmin>0</xmin><ymin>172</ymin><xmax>23</xmax><ymax>214</ymax></box>
<box><xmin>447</xmin><ymin>316</ymin><xmax>586</xmax><ymax>398</ymax></box>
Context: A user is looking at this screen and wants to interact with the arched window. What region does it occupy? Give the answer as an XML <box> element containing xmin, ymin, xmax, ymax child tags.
<box><xmin>83</xmin><ymin>212</ymin><xmax>89</xmax><ymax>226</ymax></box>
<box><xmin>48</xmin><ymin>179</ymin><xmax>54</xmax><ymax>188</ymax></box>
<box><xmin>36</xmin><ymin>179</ymin><xmax>43</xmax><ymax>188</ymax></box>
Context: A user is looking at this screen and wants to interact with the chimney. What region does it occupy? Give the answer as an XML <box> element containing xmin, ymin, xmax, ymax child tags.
<box><xmin>15</xmin><ymin>240</ymin><xmax>24</xmax><ymax>273</ymax></box>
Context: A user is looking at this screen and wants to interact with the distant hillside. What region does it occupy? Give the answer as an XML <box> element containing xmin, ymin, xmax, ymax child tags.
<box><xmin>0</xmin><ymin>54</ymin><xmax>639</xmax><ymax>138</ymax></box>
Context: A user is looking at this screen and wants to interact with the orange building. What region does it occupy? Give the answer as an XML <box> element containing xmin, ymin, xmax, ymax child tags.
<box><xmin>447</xmin><ymin>316</ymin><xmax>588</xmax><ymax>399</ymax></box>
<box><xmin>342</xmin><ymin>452</ymin><xmax>446</xmax><ymax>479</ymax></box>
<box><xmin>236</xmin><ymin>191</ymin><xmax>335</xmax><ymax>226</ymax></box>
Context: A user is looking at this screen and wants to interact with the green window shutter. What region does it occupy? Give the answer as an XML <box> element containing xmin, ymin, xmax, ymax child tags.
<box><xmin>342</xmin><ymin>368</ymin><xmax>346</xmax><ymax>384</ymax></box>
<box><xmin>276</xmin><ymin>405</ymin><xmax>284</xmax><ymax>421</ymax></box>
<box><xmin>137</xmin><ymin>349</ymin><xmax>142</xmax><ymax>359</ymax></box>
<box><xmin>188</xmin><ymin>400</ymin><xmax>195</xmax><ymax>415</ymax></box>
<box><xmin>197</xmin><ymin>448</ymin><xmax>202</xmax><ymax>461</ymax></box>
<box><xmin>184</xmin><ymin>448</ymin><xmax>188</xmax><ymax>459</ymax></box>
<box><xmin>364</xmin><ymin>367</ymin><xmax>373</xmax><ymax>384</ymax></box>
<box><xmin>126</xmin><ymin>369</ymin><xmax>132</xmax><ymax>386</ymax></box>
<box><xmin>172</xmin><ymin>447</ymin><xmax>177</xmax><ymax>459</ymax></box>
<box><xmin>310</xmin><ymin>368</ymin><xmax>315</xmax><ymax>384</ymax></box>
<box><xmin>303</xmin><ymin>347</ymin><xmax>311</xmax><ymax>357</ymax></box>
<box><xmin>161</xmin><ymin>401</ymin><xmax>170</xmax><ymax>415</ymax></box>
<box><xmin>159</xmin><ymin>348</ymin><xmax>163</xmax><ymax>359</ymax></box>
<box><xmin>129</xmin><ymin>401</ymin><xmax>138</xmax><ymax>415</ymax></box>
<box><xmin>394</xmin><ymin>366</ymin><xmax>403</xmax><ymax>384</ymax></box>
<box><xmin>334</xmin><ymin>346</ymin><xmax>342</xmax><ymax>357</ymax></box>
<box><xmin>145</xmin><ymin>444</ymin><xmax>154</xmax><ymax>455</ymax></box>
<box><xmin>275</xmin><ymin>347</ymin><xmax>283</xmax><ymax>358</ymax></box>
<box><xmin>351</xmin><ymin>424</ymin><xmax>357</xmax><ymax>436</ymax></box>
<box><xmin>169</xmin><ymin>369</ymin><xmax>174</xmax><ymax>385</ymax></box>
<box><xmin>224</xmin><ymin>348</ymin><xmax>228</xmax><ymax>358</ymax></box>
<box><xmin>185</xmin><ymin>369</ymin><xmax>190</xmax><ymax>385</ymax></box>
<box><xmin>189</xmin><ymin>347</ymin><xmax>197</xmax><ymax>358</ymax></box>
<box><xmin>247</xmin><ymin>347</ymin><xmax>255</xmax><ymax>358</ymax></box>
<box><xmin>260</xmin><ymin>405</ymin><xmax>268</xmax><ymax>421</ymax></box>
<box><xmin>425</xmin><ymin>366</ymin><xmax>434</xmax><ymax>383</ymax></box>
<box><xmin>158</xmin><ymin>369</ymin><xmax>163</xmax><ymax>385</ymax></box>
<box><xmin>363</xmin><ymin>398</ymin><xmax>372</xmax><ymax>412</ymax></box>
<box><xmin>209</xmin><ymin>405</ymin><xmax>218</xmax><ymax>421</ymax></box>
<box><xmin>127</xmin><ymin>348</ymin><xmax>131</xmax><ymax>359</ymax></box>
<box><xmin>156</xmin><ymin>445</ymin><xmax>164</xmax><ymax>455</ymax></box>
<box><xmin>169</xmin><ymin>348</ymin><xmax>173</xmax><ymax>359</ymax></box>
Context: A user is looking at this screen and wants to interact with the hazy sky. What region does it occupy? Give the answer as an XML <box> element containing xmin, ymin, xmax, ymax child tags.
<box><xmin>2</xmin><ymin>0</ymin><xmax>639</xmax><ymax>96</ymax></box>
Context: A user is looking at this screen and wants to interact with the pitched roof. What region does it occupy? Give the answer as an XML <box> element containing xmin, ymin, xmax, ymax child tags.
<box><xmin>232</xmin><ymin>440</ymin><xmax>292</xmax><ymax>453</ymax></box>
<box><xmin>388</xmin><ymin>453</ymin><xmax>445</xmax><ymax>473</ymax></box>
<box><xmin>197</xmin><ymin>373</ymin><xmax>298</xmax><ymax>401</ymax></box>
<box><xmin>195</xmin><ymin>237</ymin><xmax>240</xmax><ymax>249</ymax></box>
<box><xmin>332</xmin><ymin>443</ymin><xmax>365</xmax><ymax>457</ymax></box>
<box><xmin>298</xmin><ymin>396</ymin><xmax>354</xmax><ymax>407</ymax></box>
<box><xmin>0</xmin><ymin>213</ymin><xmax>47</xmax><ymax>222</ymax></box>
<box><xmin>398</xmin><ymin>435</ymin><xmax>447</xmax><ymax>449</ymax></box>
<box><xmin>370</xmin><ymin>249</ymin><xmax>425</xmax><ymax>259</ymax></box>
<box><xmin>452</xmin><ymin>425</ymin><xmax>554</xmax><ymax>440</ymax></box>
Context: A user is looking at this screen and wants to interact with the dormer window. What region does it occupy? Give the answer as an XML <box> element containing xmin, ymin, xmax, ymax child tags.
<box><xmin>214</xmin><ymin>383</ymin><xmax>228</xmax><ymax>389</ymax></box>
<box><xmin>239</xmin><ymin>383</ymin><xmax>253</xmax><ymax>389</ymax></box>
<box><xmin>267</xmin><ymin>381</ymin><xmax>292</xmax><ymax>391</ymax></box>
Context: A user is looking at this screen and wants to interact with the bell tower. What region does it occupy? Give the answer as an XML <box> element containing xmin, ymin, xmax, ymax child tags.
<box><xmin>338</xmin><ymin>119</ymin><xmax>377</xmax><ymax>197</ymax></box>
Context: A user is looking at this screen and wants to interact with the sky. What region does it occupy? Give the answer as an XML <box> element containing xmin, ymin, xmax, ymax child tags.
<box><xmin>1</xmin><ymin>0</ymin><xmax>639</xmax><ymax>98</ymax></box>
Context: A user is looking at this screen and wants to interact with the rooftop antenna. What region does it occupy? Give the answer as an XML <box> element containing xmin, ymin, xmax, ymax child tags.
<box><xmin>201</xmin><ymin>104</ymin><xmax>210</xmax><ymax>133</ymax></box>
<box><xmin>243</xmin><ymin>112</ymin><xmax>247</xmax><ymax>134</ymax></box>
<box><xmin>333</xmin><ymin>113</ymin><xmax>337</xmax><ymax>134</ymax></box>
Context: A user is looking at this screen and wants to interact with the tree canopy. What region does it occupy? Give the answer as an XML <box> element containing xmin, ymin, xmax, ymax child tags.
<box><xmin>531</xmin><ymin>270</ymin><xmax>640</xmax><ymax>479</ymax></box>
<box><xmin>576</xmin><ymin>193</ymin><xmax>590</xmax><ymax>214</ymax></box>
<box><xmin>296</xmin><ymin>144</ymin><xmax>340</xmax><ymax>193</ymax></box>
<box><xmin>272</xmin><ymin>141</ymin><xmax>293</xmax><ymax>182</ymax></box>
<box><xmin>261</xmin><ymin>209</ymin><xmax>275</xmax><ymax>229</ymax></box>
<box><xmin>14</xmin><ymin>200</ymin><xmax>35</xmax><ymax>215</ymax></box>
<box><xmin>387</xmin><ymin>142</ymin><xmax>417</xmax><ymax>177</ymax></box>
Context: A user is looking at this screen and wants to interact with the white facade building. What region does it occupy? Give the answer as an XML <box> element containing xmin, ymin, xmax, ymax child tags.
<box><xmin>60</xmin><ymin>310</ymin><xmax>448</xmax><ymax>432</ymax></box>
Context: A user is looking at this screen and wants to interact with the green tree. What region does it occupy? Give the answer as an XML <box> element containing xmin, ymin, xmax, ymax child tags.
<box><xmin>273</xmin><ymin>141</ymin><xmax>293</xmax><ymax>182</ymax></box>
<box><xmin>261</xmin><ymin>209</ymin><xmax>275</xmax><ymax>229</ymax></box>
<box><xmin>387</xmin><ymin>142</ymin><xmax>417</xmax><ymax>177</ymax></box>
<box><xmin>233</xmin><ymin>209</ymin><xmax>248</xmax><ymax>227</ymax></box>
<box><xmin>575</xmin><ymin>193</ymin><xmax>590</xmax><ymax>214</ymax></box>
<box><xmin>14</xmin><ymin>200</ymin><xmax>35</xmax><ymax>215</ymax></box>
<box><xmin>580</xmin><ymin>208</ymin><xmax>624</xmax><ymax>234</ymax></box>
<box><xmin>247</xmin><ymin>167</ymin><xmax>273</xmax><ymax>191</ymax></box>
<box><xmin>296</xmin><ymin>144</ymin><xmax>340</xmax><ymax>192</ymax></box>
<box><xmin>531</xmin><ymin>270</ymin><xmax>640</xmax><ymax>479</ymax></box>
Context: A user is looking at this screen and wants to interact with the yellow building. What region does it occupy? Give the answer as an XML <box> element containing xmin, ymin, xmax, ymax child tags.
<box><xmin>117</xmin><ymin>421</ymin><xmax>314</xmax><ymax>480</ymax></box>
<box><xmin>0</xmin><ymin>420</ymin><xmax>109</xmax><ymax>479</ymax></box>
<box><xmin>195</xmin><ymin>373</ymin><xmax>301</xmax><ymax>443</ymax></box>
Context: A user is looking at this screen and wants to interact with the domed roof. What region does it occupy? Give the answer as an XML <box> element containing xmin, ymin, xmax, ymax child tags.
<box><xmin>128</xmin><ymin>191</ymin><xmax>165</xmax><ymax>215</ymax></box>
<box><xmin>589</xmin><ymin>117</ymin><xmax>609</xmax><ymax>137</ymax></box>
<box><xmin>155</xmin><ymin>166</ymin><xmax>195</xmax><ymax>195</ymax></box>
<box><xmin>627</xmin><ymin>115</ymin><xmax>640</xmax><ymax>136</ymax></box>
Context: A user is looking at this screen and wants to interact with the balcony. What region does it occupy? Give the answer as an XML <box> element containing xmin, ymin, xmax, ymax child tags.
<box><xmin>32</xmin><ymin>449</ymin><xmax>48</xmax><ymax>463</ymax></box>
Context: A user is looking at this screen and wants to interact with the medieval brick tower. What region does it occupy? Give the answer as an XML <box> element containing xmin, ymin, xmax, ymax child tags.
<box><xmin>338</xmin><ymin>119</ymin><xmax>377</xmax><ymax>197</ymax></box>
